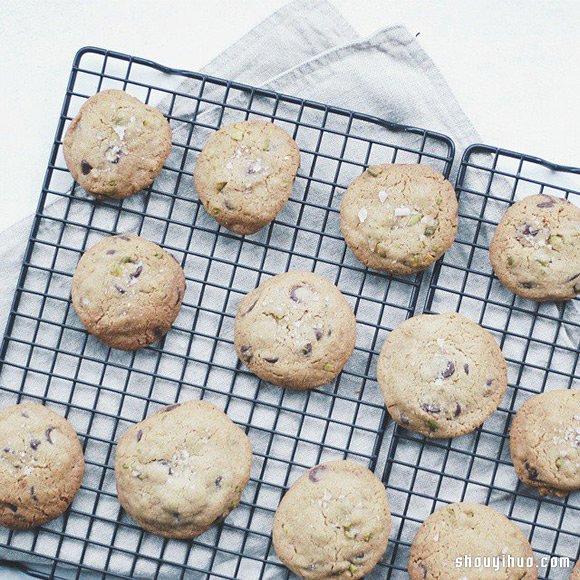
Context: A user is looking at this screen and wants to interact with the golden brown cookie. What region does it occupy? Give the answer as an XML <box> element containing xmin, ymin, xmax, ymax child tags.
<box><xmin>408</xmin><ymin>502</ymin><xmax>537</xmax><ymax>579</ymax></box>
<box><xmin>0</xmin><ymin>402</ymin><xmax>85</xmax><ymax>529</ymax></box>
<box><xmin>71</xmin><ymin>234</ymin><xmax>186</xmax><ymax>350</ymax></box>
<box><xmin>63</xmin><ymin>89</ymin><xmax>172</xmax><ymax>200</ymax></box>
<box><xmin>194</xmin><ymin>120</ymin><xmax>300</xmax><ymax>234</ymax></box>
<box><xmin>115</xmin><ymin>400</ymin><xmax>252</xmax><ymax>539</ymax></box>
<box><xmin>272</xmin><ymin>460</ymin><xmax>391</xmax><ymax>579</ymax></box>
<box><xmin>510</xmin><ymin>389</ymin><xmax>579</xmax><ymax>497</ymax></box>
<box><xmin>340</xmin><ymin>164</ymin><xmax>457</xmax><ymax>275</ymax></box>
<box><xmin>234</xmin><ymin>271</ymin><xmax>356</xmax><ymax>390</ymax></box>
<box><xmin>490</xmin><ymin>194</ymin><xmax>580</xmax><ymax>301</ymax></box>
<box><xmin>377</xmin><ymin>313</ymin><xmax>507</xmax><ymax>438</ymax></box>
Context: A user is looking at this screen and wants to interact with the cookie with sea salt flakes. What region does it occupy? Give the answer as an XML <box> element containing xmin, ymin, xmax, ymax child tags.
<box><xmin>340</xmin><ymin>163</ymin><xmax>457</xmax><ymax>275</ymax></box>
<box><xmin>510</xmin><ymin>389</ymin><xmax>579</xmax><ymax>497</ymax></box>
<box><xmin>71</xmin><ymin>233</ymin><xmax>185</xmax><ymax>350</ymax></box>
<box><xmin>408</xmin><ymin>502</ymin><xmax>537</xmax><ymax>579</ymax></box>
<box><xmin>194</xmin><ymin>120</ymin><xmax>300</xmax><ymax>234</ymax></box>
<box><xmin>234</xmin><ymin>271</ymin><xmax>356</xmax><ymax>390</ymax></box>
<box><xmin>490</xmin><ymin>194</ymin><xmax>580</xmax><ymax>301</ymax></box>
<box><xmin>377</xmin><ymin>312</ymin><xmax>507</xmax><ymax>438</ymax></box>
<box><xmin>272</xmin><ymin>460</ymin><xmax>391</xmax><ymax>579</ymax></box>
<box><xmin>115</xmin><ymin>400</ymin><xmax>252</xmax><ymax>539</ymax></box>
<box><xmin>63</xmin><ymin>89</ymin><xmax>172</xmax><ymax>200</ymax></box>
<box><xmin>0</xmin><ymin>402</ymin><xmax>85</xmax><ymax>529</ymax></box>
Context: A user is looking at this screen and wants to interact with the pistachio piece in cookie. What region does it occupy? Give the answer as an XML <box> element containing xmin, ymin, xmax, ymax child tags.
<box><xmin>115</xmin><ymin>400</ymin><xmax>252</xmax><ymax>539</ymax></box>
<box><xmin>194</xmin><ymin>120</ymin><xmax>300</xmax><ymax>235</ymax></box>
<box><xmin>490</xmin><ymin>194</ymin><xmax>580</xmax><ymax>301</ymax></box>
<box><xmin>377</xmin><ymin>312</ymin><xmax>507</xmax><ymax>438</ymax></box>
<box><xmin>340</xmin><ymin>164</ymin><xmax>457</xmax><ymax>275</ymax></box>
<box><xmin>408</xmin><ymin>502</ymin><xmax>537</xmax><ymax>579</ymax></box>
<box><xmin>234</xmin><ymin>271</ymin><xmax>356</xmax><ymax>390</ymax></box>
<box><xmin>510</xmin><ymin>389</ymin><xmax>579</xmax><ymax>497</ymax></box>
<box><xmin>71</xmin><ymin>234</ymin><xmax>186</xmax><ymax>350</ymax></box>
<box><xmin>0</xmin><ymin>402</ymin><xmax>85</xmax><ymax>529</ymax></box>
<box><xmin>63</xmin><ymin>89</ymin><xmax>172</xmax><ymax>200</ymax></box>
<box><xmin>272</xmin><ymin>460</ymin><xmax>391</xmax><ymax>579</ymax></box>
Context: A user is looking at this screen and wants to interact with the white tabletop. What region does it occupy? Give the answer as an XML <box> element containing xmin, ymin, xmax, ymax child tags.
<box><xmin>0</xmin><ymin>0</ymin><xmax>578</xmax><ymax>234</ymax></box>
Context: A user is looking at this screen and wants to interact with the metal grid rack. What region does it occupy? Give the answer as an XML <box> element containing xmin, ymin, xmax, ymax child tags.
<box><xmin>0</xmin><ymin>47</ymin><xmax>457</xmax><ymax>578</ymax></box>
<box><xmin>383</xmin><ymin>145</ymin><xmax>579</xmax><ymax>578</ymax></box>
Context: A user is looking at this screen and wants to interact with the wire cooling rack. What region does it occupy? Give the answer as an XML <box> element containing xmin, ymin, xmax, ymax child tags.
<box><xmin>0</xmin><ymin>47</ymin><xmax>456</xmax><ymax>578</ymax></box>
<box><xmin>383</xmin><ymin>145</ymin><xmax>579</xmax><ymax>579</ymax></box>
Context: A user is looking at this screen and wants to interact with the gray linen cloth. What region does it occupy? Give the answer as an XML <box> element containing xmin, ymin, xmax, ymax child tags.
<box><xmin>0</xmin><ymin>1</ymin><xmax>576</xmax><ymax>578</ymax></box>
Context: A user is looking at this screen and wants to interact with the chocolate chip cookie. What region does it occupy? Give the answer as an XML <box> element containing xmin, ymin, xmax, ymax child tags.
<box><xmin>272</xmin><ymin>460</ymin><xmax>391</xmax><ymax>579</ymax></box>
<box><xmin>510</xmin><ymin>389</ymin><xmax>579</xmax><ymax>497</ymax></box>
<box><xmin>234</xmin><ymin>271</ymin><xmax>356</xmax><ymax>390</ymax></box>
<box><xmin>115</xmin><ymin>400</ymin><xmax>252</xmax><ymax>539</ymax></box>
<box><xmin>71</xmin><ymin>233</ymin><xmax>186</xmax><ymax>350</ymax></box>
<box><xmin>377</xmin><ymin>312</ymin><xmax>507</xmax><ymax>438</ymax></box>
<box><xmin>63</xmin><ymin>89</ymin><xmax>172</xmax><ymax>200</ymax></box>
<box><xmin>340</xmin><ymin>164</ymin><xmax>457</xmax><ymax>275</ymax></box>
<box><xmin>0</xmin><ymin>402</ymin><xmax>85</xmax><ymax>529</ymax></box>
<box><xmin>408</xmin><ymin>502</ymin><xmax>537</xmax><ymax>579</ymax></box>
<box><xmin>194</xmin><ymin>120</ymin><xmax>300</xmax><ymax>234</ymax></box>
<box><xmin>490</xmin><ymin>194</ymin><xmax>580</xmax><ymax>301</ymax></box>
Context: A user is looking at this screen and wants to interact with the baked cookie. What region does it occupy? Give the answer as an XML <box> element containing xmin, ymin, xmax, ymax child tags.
<box><xmin>63</xmin><ymin>89</ymin><xmax>172</xmax><ymax>200</ymax></box>
<box><xmin>377</xmin><ymin>312</ymin><xmax>507</xmax><ymax>438</ymax></box>
<box><xmin>571</xmin><ymin>559</ymin><xmax>580</xmax><ymax>580</ymax></box>
<box><xmin>71</xmin><ymin>233</ymin><xmax>186</xmax><ymax>350</ymax></box>
<box><xmin>272</xmin><ymin>460</ymin><xmax>391</xmax><ymax>579</ymax></box>
<box><xmin>408</xmin><ymin>502</ymin><xmax>537</xmax><ymax>579</ymax></box>
<box><xmin>340</xmin><ymin>164</ymin><xmax>457</xmax><ymax>275</ymax></box>
<box><xmin>0</xmin><ymin>402</ymin><xmax>85</xmax><ymax>529</ymax></box>
<box><xmin>115</xmin><ymin>400</ymin><xmax>252</xmax><ymax>539</ymax></box>
<box><xmin>510</xmin><ymin>389</ymin><xmax>579</xmax><ymax>497</ymax></box>
<box><xmin>194</xmin><ymin>120</ymin><xmax>300</xmax><ymax>234</ymax></box>
<box><xmin>490</xmin><ymin>194</ymin><xmax>580</xmax><ymax>301</ymax></box>
<box><xmin>234</xmin><ymin>271</ymin><xmax>356</xmax><ymax>390</ymax></box>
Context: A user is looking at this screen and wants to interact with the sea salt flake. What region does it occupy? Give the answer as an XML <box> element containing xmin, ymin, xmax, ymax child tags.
<box><xmin>113</xmin><ymin>126</ymin><xmax>126</xmax><ymax>140</ymax></box>
<box><xmin>394</xmin><ymin>206</ymin><xmax>411</xmax><ymax>217</ymax></box>
<box><xmin>358</xmin><ymin>208</ymin><xmax>368</xmax><ymax>223</ymax></box>
<box><xmin>378</xmin><ymin>190</ymin><xmax>388</xmax><ymax>203</ymax></box>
